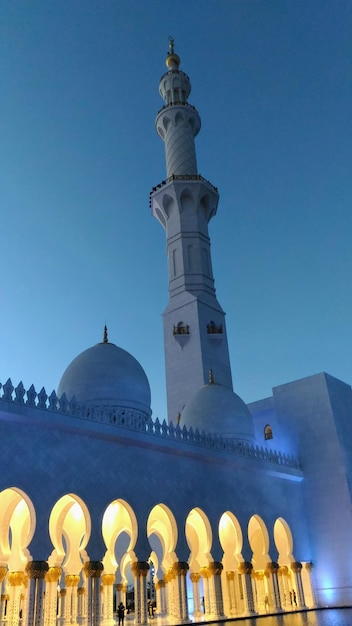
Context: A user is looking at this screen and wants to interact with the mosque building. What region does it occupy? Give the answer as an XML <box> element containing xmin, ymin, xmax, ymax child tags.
<box><xmin>1</xmin><ymin>40</ymin><xmax>352</xmax><ymax>626</ymax></box>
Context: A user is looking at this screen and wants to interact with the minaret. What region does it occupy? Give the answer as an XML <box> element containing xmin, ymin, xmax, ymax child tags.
<box><xmin>150</xmin><ymin>40</ymin><xmax>233</xmax><ymax>422</ymax></box>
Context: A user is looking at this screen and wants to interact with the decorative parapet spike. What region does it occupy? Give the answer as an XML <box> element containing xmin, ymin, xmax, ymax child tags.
<box><xmin>0</xmin><ymin>377</ymin><xmax>301</xmax><ymax>472</ymax></box>
<box><xmin>3</xmin><ymin>378</ymin><xmax>14</xmax><ymax>401</ymax></box>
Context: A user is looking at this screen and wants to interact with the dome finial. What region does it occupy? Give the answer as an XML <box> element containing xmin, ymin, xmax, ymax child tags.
<box><xmin>166</xmin><ymin>36</ymin><xmax>180</xmax><ymax>70</ymax></box>
<box><xmin>209</xmin><ymin>369</ymin><xmax>214</xmax><ymax>384</ymax></box>
<box><xmin>103</xmin><ymin>325</ymin><xmax>108</xmax><ymax>344</ymax></box>
<box><xmin>169</xmin><ymin>36</ymin><xmax>175</xmax><ymax>55</ymax></box>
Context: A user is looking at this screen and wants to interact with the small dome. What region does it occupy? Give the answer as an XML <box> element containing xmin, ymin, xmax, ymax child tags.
<box><xmin>57</xmin><ymin>341</ymin><xmax>151</xmax><ymax>418</ymax></box>
<box><xmin>181</xmin><ymin>382</ymin><xmax>254</xmax><ymax>443</ymax></box>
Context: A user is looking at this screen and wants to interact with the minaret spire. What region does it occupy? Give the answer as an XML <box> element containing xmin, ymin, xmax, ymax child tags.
<box><xmin>150</xmin><ymin>44</ymin><xmax>233</xmax><ymax>422</ymax></box>
<box><xmin>166</xmin><ymin>36</ymin><xmax>180</xmax><ymax>69</ymax></box>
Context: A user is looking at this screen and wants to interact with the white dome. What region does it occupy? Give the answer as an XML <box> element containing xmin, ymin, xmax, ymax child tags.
<box><xmin>57</xmin><ymin>341</ymin><xmax>151</xmax><ymax>418</ymax></box>
<box><xmin>181</xmin><ymin>382</ymin><xmax>254</xmax><ymax>443</ymax></box>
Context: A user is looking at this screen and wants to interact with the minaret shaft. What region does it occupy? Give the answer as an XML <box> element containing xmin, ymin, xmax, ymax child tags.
<box><xmin>156</xmin><ymin>105</ymin><xmax>200</xmax><ymax>176</ymax></box>
<box><xmin>151</xmin><ymin>43</ymin><xmax>234</xmax><ymax>422</ymax></box>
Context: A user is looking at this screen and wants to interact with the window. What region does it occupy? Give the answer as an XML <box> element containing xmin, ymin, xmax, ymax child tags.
<box><xmin>264</xmin><ymin>424</ymin><xmax>273</xmax><ymax>440</ymax></box>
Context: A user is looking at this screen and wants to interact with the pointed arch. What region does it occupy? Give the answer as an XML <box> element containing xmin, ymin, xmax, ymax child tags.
<box><xmin>174</xmin><ymin>111</ymin><xmax>185</xmax><ymax>126</ymax></box>
<box><xmin>219</xmin><ymin>511</ymin><xmax>243</xmax><ymax>570</ymax></box>
<box><xmin>48</xmin><ymin>494</ymin><xmax>90</xmax><ymax>573</ymax></box>
<box><xmin>147</xmin><ymin>503</ymin><xmax>177</xmax><ymax>575</ymax></box>
<box><xmin>248</xmin><ymin>514</ymin><xmax>270</xmax><ymax>570</ymax></box>
<box><xmin>0</xmin><ymin>487</ymin><xmax>35</xmax><ymax>570</ymax></box>
<box><xmin>180</xmin><ymin>189</ymin><xmax>194</xmax><ymax>213</ymax></box>
<box><xmin>185</xmin><ymin>508</ymin><xmax>212</xmax><ymax>571</ymax></box>
<box><xmin>273</xmin><ymin>517</ymin><xmax>294</xmax><ymax>564</ymax></box>
<box><xmin>102</xmin><ymin>499</ymin><xmax>138</xmax><ymax>575</ymax></box>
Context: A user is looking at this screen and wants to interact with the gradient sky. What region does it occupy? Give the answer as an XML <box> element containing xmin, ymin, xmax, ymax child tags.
<box><xmin>0</xmin><ymin>0</ymin><xmax>351</xmax><ymax>420</ymax></box>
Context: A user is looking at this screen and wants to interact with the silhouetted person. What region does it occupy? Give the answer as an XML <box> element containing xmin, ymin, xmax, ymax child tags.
<box><xmin>118</xmin><ymin>602</ymin><xmax>125</xmax><ymax>626</ymax></box>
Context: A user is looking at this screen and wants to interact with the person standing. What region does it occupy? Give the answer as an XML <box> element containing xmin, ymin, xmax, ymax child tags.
<box><xmin>118</xmin><ymin>602</ymin><xmax>125</xmax><ymax>626</ymax></box>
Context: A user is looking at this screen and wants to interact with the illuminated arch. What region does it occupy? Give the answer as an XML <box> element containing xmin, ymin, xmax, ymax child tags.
<box><xmin>49</xmin><ymin>494</ymin><xmax>90</xmax><ymax>573</ymax></box>
<box><xmin>102</xmin><ymin>499</ymin><xmax>138</xmax><ymax>577</ymax></box>
<box><xmin>120</xmin><ymin>551</ymin><xmax>134</xmax><ymax>587</ymax></box>
<box><xmin>147</xmin><ymin>503</ymin><xmax>178</xmax><ymax>575</ymax></box>
<box><xmin>0</xmin><ymin>487</ymin><xmax>35</xmax><ymax>570</ymax></box>
<box><xmin>248</xmin><ymin>514</ymin><xmax>270</xmax><ymax>570</ymax></box>
<box><xmin>273</xmin><ymin>517</ymin><xmax>294</xmax><ymax>564</ymax></box>
<box><xmin>219</xmin><ymin>511</ymin><xmax>243</xmax><ymax>570</ymax></box>
<box><xmin>186</xmin><ymin>508</ymin><xmax>212</xmax><ymax>571</ymax></box>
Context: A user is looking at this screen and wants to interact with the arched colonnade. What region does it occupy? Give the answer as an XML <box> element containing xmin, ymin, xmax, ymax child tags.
<box><xmin>0</xmin><ymin>488</ymin><xmax>315</xmax><ymax>626</ymax></box>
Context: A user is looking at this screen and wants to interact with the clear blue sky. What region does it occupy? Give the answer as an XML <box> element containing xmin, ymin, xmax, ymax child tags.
<box><xmin>0</xmin><ymin>1</ymin><xmax>351</xmax><ymax>420</ymax></box>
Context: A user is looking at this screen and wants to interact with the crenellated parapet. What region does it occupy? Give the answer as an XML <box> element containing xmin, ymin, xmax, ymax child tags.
<box><xmin>0</xmin><ymin>377</ymin><xmax>301</xmax><ymax>473</ymax></box>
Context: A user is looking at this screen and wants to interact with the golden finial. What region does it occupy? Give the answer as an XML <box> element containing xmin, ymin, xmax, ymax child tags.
<box><xmin>209</xmin><ymin>369</ymin><xmax>214</xmax><ymax>384</ymax></box>
<box><xmin>166</xmin><ymin>36</ymin><xmax>180</xmax><ymax>69</ymax></box>
<box><xmin>103</xmin><ymin>325</ymin><xmax>108</xmax><ymax>344</ymax></box>
<box><xmin>177</xmin><ymin>412</ymin><xmax>181</xmax><ymax>425</ymax></box>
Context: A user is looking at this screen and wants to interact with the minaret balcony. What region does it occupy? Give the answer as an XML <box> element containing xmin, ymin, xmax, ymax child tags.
<box><xmin>173</xmin><ymin>322</ymin><xmax>190</xmax><ymax>336</ymax></box>
<box><xmin>150</xmin><ymin>173</ymin><xmax>218</xmax><ymax>201</ymax></box>
<box><xmin>156</xmin><ymin>100</ymin><xmax>198</xmax><ymax>116</ymax></box>
<box><xmin>173</xmin><ymin>322</ymin><xmax>190</xmax><ymax>350</ymax></box>
<box><xmin>206</xmin><ymin>321</ymin><xmax>224</xmax><ymax>343</ymax></box>
<box><xmin>207</xmin><ymin>322</ymin><xmax>223</xmax><ymax>335</ymax></box>
<box><xmin>150</xmin><ymin>174</ymin><xmax>219</xmax><ymax>231</ymax></box>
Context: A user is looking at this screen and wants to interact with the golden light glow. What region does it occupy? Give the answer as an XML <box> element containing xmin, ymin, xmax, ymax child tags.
<box><xmin>69</xmin><ymin>503</ymin><xmax>84</xmax><ymax>522</ymax></box>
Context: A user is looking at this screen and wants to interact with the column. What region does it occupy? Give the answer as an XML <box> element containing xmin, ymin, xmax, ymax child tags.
<box><xmin>1</xmin><ymin>593</ymin><xmax>10</xmax><ymax>625</ymax></box>
<box><xmin>199</xmin><ymin>568</ymin><xmax>210</xmax><ymax>616</ymax></box>
<box><xmin>22</xmin><ymin>578</ymin><xmax>29</xmax><ymax>626</ymax></box>
<box><xmin>65</xmin><ymin>575</ymin><xmax>80</xmax><ymax>626</ymax></box>
<box><xmin>302</xmin><ymin>562</ymin><xmax>316</xmax><ymax>608</ymax></box>
<box><xmin>114</xmin><ymin>584</ymin><xmax>123</xmax><ymax>613</ymax></box>
<box><xmin>265</xmin><ymin>563</ymin><xmax>281</xmax><ymax>612</ymax></box>
<box><xmin>167</xmin><ymin>569</ymin><xmax>176</xmax><ymax>619</ymax></box>
<box><xmin>189</xmin><ymin>574</ymin><xmax>201</xmax><ymax>617</ymax></box>
<box><xmin>277</xmin><ymin>566</ymin><xmax>289</xmax><ymax>609</ymax></box>
<box><xmin>225</xmin><ymin>571</ymin><xmax>237</xmax><ymax>616</ymax></box>
<box><xmin>131</xmin><ymin>562</ymin><xmax>149</xmax><ymax>626</ymax></box>
<box><xmin>58</xmin><ymin>590</ymin><xmax>66</xmax><ymax>625</ymax></box>
<box><xmin>0</xmin><ymin>568</ymin><xmax>8</xmax><ymax>626</ymax></box>
<box><xmin>252</xmin><ymin>572</ymin><xmax>265</xmax><ymax>613</ymax></box>
<box><xmin>171</xmin><ymin>563</ymin><xmax>190</xmax><ymax>624</ymax></box>
<box><xmin>77</xmin><ymin>588</ymin><xmax>86</xmax><ymax>625</ymax></box>
<box><xmin>101</xmin><ymin>575</ymin><xmax>115</xmax><ymax>626</ymax></box>
<box><xmin>8</xmin><ymin>572</ymin><xmax>26</xmax><ymax>626</ymax></box>
<box><xmin>44</xmin><ymin>567</ymin><xmax>61</xmax><ymax>626</ymax></box>
<box><xmin>154</xmin><ymin>581</ymin><xmax>166</xmax><ymax>616</ymax></box>
<box><xmin>207</xmin><ymin>562</ymin><xmax>225</xmax><ymax>619</ymax></box>
<box><xmin>25</xmin><ymin>561</ymin><xmax>49</xmax><ymax>626</ymax></box>
<box><xmin>83</xmin><ymin>562</ymin><xmax>103</xmax><ymax>626</ymax></box>
<box><xmin>290</xmin><ymin>562</ymin><xmax>306</xmax><ymax>609</ymax></box>
<box><xmin>163</xmin><ymin>572</ymin><xmax>171</xmax><ymax>619</ymax></box>
<box><xmin>238</xmin><ymin>563</ymin><xmax>256</xmax><ymax>616</ymax></box>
